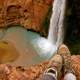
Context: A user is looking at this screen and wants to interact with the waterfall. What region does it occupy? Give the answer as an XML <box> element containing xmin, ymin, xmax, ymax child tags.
<box><xmin>48</xmin><ymin>0</ymin><xmax>66</xmax><ymax>48</ymax></box>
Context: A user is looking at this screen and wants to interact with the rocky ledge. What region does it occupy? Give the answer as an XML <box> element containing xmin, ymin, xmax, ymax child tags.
<box><xmin>0</xmin><ymin>44</ymin><xmax>80</xmax><ymax>80</ymax></box>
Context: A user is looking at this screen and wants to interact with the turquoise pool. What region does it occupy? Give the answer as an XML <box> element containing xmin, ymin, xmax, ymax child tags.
<box><xmin>0</xmin><ymin>26</ymin><xmax>57</xmax><ymax>66</ymax></box>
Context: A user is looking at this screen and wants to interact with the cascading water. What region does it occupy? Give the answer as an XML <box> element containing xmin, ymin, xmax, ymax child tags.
<box><xmin>0</xmin><ymin>26</ymin><xmax>57</xmax><ymax>66</ymax></box>
<box><xmin>0</xmin><ymin>0</ymin><xmax>66</xmax><ymax>66</ymax></box>
<box><xmin>48</xmin><ymin>0</ymin><xmax>66</xmax><ymax>48</ymax></box>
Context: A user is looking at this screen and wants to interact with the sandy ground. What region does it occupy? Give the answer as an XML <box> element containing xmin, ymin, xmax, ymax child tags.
<box><xmin>0</xmin><ymin>41</ymin><xmax>19</xmax><ymax>64</ymax></box>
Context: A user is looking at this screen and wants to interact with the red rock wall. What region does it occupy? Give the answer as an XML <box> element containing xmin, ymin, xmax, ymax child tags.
<box><xmin>0</xmin><ymin>55</ymin><xmax>80</xmax><ymax>80</ymax></box>
<box><xmin>0</xmin><ymin>0</ymin><xmax>53</xmax><ymax>35</ymax></box>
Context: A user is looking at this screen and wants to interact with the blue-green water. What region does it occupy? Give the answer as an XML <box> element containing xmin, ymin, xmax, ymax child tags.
<box><xmin>0</xmin><ymin>26</ymin><xmax>57</xmax><ymax>66</ymax></box>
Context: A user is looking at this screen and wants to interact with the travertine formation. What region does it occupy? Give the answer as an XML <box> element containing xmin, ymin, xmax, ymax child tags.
<box><xmin>0</xmin><ymin>61</ymin><xmax>49</xmax><ymax>80</ymax></box>
<box><xmin>0</xmin><ymin>44</ymin><xmax>80</xmax><ymax>80</ymax></box>
<box><xmin>71</xmin><ymin>55</ymin><xmax>80</xmax><ymax>80</ymax></box>
<box><xmin>0</xmin><ymin>55</ymin><xmax>80</xmax><ymax>80</ymax></box>
<box><xmin>0</xmin><ymin>0</ymin><xmax>53</xmax><ymax>34</ymax></box>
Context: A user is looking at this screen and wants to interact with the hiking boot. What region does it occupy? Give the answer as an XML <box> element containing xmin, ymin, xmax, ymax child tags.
<box><xmin>58</xmin><ymin>44</ymin><xmax>71</xmax><ymax>56</ymax></box>
<box><xmin>58</xmin><ymin>44</ymin><xmax>76</xmax><ymax>80</ymax></box>
<box><xmin>39</xmin><ymin>54</ymin><xmax>63</xmax><ymax>80</ymax></box>
<box><xmin>58</xmin><ymin>44</ymin><xmax>71</xmax><ymax>73</ymax></box>
<box><xmin>58</xmin><ymin>44</ymin><xmax>75</xmax><ymax>74</ymax></box>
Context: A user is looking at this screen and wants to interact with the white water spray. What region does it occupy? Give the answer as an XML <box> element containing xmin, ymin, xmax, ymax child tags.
<box><xmin>48</xmin><ymin>0</ymin><xmax>66</xmax><ymax>48</ymax></box>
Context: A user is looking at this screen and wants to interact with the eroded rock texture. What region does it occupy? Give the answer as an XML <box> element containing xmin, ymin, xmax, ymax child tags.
<box><xmin>0</xmin><ymin>62</ymin><xmax>49</xmax><ymax>80</ymax></box>
<box><xmin>0</xmin><ymin>55</ymin><xmax>80</xmax><ymax>80</ymax></box>
<box><xmin>71</xmin><ymin>55</ymin><xmax>80</xmax><ymax>80</ymax></box>
<box><xmin>0</xmin><ymin>0</ymin><xmax>53</xmax><ymax>35</ymax></box>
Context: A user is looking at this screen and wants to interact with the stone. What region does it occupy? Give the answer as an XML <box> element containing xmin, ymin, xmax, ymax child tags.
<box><xmin>0</xmin><ymin>0</ymin><xmax>53</xmax><ymax>35</ymax></box>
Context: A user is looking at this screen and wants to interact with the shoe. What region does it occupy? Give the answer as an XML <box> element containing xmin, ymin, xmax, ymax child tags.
<box><xmin>58</xmin><ymin>44</ymin><xmax>77</xmax><ymax>80</ymax></box>
<box><xmin>58</xmin><ymin>44</ymin><xmax>71</xmax><ymax>73</ymax></box>
<box><xmin>58</xmin><ymin>44</ymin><xmax>71</xmax><ymax>56</ymax></box>
<box><xmin>39</xmin><ymin>54</ymin><xmax>63</xmax><ymax>80</ymax></box>
<box><xmin>58</xmin><ymin>44</ymin><xmax>75</xmax><ymax>75</ymax></box>
<box><xmin>64</xmin><ymin>73</ymin><xmax>76</xmax><ymax>80</ymax></box>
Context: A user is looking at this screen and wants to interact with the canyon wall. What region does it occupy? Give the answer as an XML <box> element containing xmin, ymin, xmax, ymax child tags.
<box><xmin>0</xmin><ymin>0</ymin><xmax>53</xmax><ymax>35</ymax></box>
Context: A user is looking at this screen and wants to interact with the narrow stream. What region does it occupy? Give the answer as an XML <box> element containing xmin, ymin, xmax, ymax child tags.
<box><xmin>48</xmin><ymin>0</ymin><xmax>66</xmax><ymax>47</ymax></box>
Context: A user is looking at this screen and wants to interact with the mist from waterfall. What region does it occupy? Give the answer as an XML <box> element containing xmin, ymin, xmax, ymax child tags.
<box><xmin>48</xmin><ymin>0</ymin><xmax>66</xmax><ymax>48</ymax></box>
